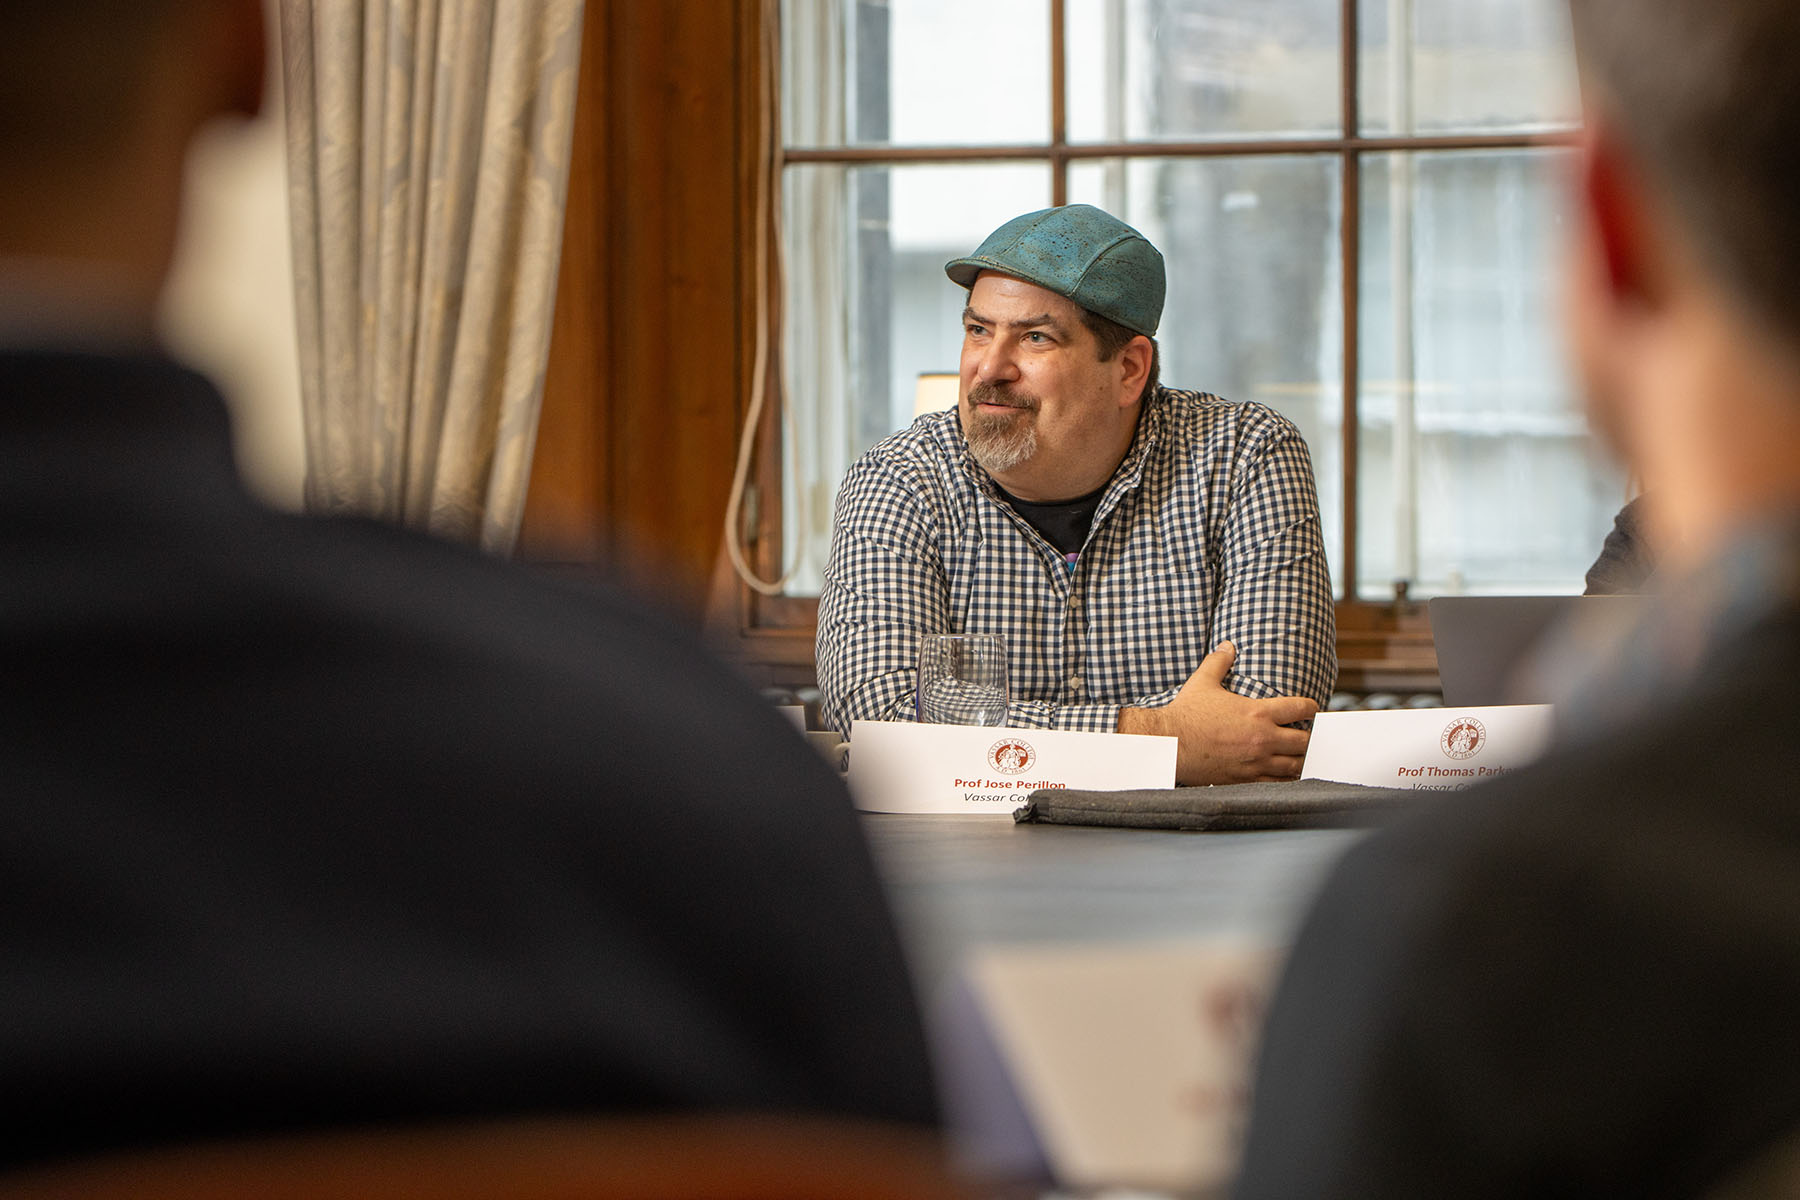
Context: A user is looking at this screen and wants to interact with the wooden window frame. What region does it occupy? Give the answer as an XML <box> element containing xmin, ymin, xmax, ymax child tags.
<box><xmin>527</xmin><ymin>0</ymin><xmax>1575</xmax><ymax>695</ymax></box>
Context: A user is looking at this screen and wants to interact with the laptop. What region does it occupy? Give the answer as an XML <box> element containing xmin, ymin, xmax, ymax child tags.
<box><xmin>1428</xmin><ymin>595</ymin><xmax>1648</xmax><ymax>708</ymax></box>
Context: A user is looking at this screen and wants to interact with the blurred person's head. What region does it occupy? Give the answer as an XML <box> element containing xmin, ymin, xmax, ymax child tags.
<box><xmin>0</xmin><ymin>1</ymin><xmax>265</xmax><ymax>320</ymax></box>
<box><xmin>1566</xmin><ymin>0</ymin><xmax>1800</xmax><ymax>564</ymax></box>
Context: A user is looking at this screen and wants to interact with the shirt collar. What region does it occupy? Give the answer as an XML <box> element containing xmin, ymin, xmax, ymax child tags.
<box><xmin>1101</xmin><ymin>386</ymin><xmax>1165</xmax><ymax>498</ymax></box>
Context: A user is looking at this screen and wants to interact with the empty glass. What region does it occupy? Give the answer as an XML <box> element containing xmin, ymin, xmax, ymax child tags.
<box><xmin>916</xmin><ymin>633</ymin><xmax>1009</xmax><ymax>725</ymax></box>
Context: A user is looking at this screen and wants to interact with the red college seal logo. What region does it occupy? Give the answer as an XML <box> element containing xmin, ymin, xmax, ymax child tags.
<box><xmin>1440</xmin><ymin>717</ymin><xmax>1487</xmax><ymax>761</ymax></box>
<box><xmin>987</xmin><ymin>738</ymin><xmax>1036</xmax><ymax>775</ymax></box>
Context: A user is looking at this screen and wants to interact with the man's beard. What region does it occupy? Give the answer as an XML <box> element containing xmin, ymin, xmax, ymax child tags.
<box><xmin>962</xmin><ymin>382</ymin><xmax>1040</xmax><ymax>475</ymax></box>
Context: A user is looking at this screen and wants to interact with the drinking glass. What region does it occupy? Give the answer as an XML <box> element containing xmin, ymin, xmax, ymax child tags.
<box><xmin>916</xmin><ymin>633</ymin><xmax>1009</xmax><ymax>725</ymax></box>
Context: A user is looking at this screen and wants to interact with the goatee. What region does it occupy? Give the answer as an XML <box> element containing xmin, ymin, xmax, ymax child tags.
<box><xmin>962</xmin><ymin>382</ymin><xmax>1039</xmax><ymax>475</ymax></box>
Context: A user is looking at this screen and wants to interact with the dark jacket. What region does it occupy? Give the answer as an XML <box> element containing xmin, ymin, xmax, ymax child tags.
<box><xmin>0</xmin><ymin>351</ymin><xmax>937</xmax><ymax>1168</ymax></box>
<box><xmin>1236</xmin><ymin>589</ymin><xmax>1800</xmax><ymax>1198</ymax></box>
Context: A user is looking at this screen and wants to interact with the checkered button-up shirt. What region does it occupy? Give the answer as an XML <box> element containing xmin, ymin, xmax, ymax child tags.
<box><xmin>816</xmin><ymin>387</ymin><xmax>1337</xmax><ymax>736</ymax></box>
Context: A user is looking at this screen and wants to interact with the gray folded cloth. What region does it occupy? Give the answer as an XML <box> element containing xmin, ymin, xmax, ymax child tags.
<box><xmin>1013</xmin><ymin>778</ymin><xmax>1421</xmax><ymax>831</ymax></box>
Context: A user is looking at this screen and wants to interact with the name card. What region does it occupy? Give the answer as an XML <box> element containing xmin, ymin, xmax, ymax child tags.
<box><xmin>1302</xmin><ymin>704</ymin><xmax>1555</xmax><ymax>791</ymax></box>
<box><xmin>965</xmin><ymin>940</ymin><xmax>1277</xmax><ymax>1192</ymax></box>
<box><xmin>848</xmin><ymin>720</ymin><xmax>1176</xmax><ymax>814</ymax></box>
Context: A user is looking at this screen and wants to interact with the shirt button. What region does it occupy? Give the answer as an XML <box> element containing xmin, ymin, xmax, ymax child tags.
<box><xmin>1066</xmin><ymin>593</ymin><xmax>1079</xmax><ymax>609</ymax></box>
<box><xmin>1068</xmin><ymin>674</ymin><xmax>1083</xmax><ymax>692</ymax></box>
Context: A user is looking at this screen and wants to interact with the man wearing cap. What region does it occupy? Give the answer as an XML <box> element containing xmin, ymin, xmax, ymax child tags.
<box><xmin>817</xmin><ymin>205</ymin><xmax>1335</xmax><ymax>785</ymax></box>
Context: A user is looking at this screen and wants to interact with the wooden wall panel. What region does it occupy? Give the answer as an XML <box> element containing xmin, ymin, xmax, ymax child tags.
<box><xmin>522</xmin><ymin>0</ymin><xmax>758</xmax><ymax>607</ymax></box>
<box><xmin>520</xmin><ymin>0</ymin><xmax>609</xmax><ymax>561</ymax></box>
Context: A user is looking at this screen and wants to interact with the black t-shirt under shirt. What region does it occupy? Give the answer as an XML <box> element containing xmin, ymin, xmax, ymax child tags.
<box><xmin>995</xmin><ymin>481</ymin><xmax>1106</xmax><ymax>565</ymax></box>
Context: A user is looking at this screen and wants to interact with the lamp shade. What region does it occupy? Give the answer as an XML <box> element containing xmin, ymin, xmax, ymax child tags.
<box><xmin>913</xmin><ymin>373</ymin><xmax>959</xmax><ymax>419</ymax></box>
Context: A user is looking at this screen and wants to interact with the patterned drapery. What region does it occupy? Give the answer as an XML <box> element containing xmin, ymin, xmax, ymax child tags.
<box><xmin>280</xmin><ymin>1</ymin><xmax>584</xmax><ymax>552</ymax></box>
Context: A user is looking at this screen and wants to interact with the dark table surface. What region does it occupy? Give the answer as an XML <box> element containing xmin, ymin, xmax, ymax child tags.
<box><xmin>859</xmin><ymin>814</ymin><xmax>1367</xmax><ymax>1000</ymax></box>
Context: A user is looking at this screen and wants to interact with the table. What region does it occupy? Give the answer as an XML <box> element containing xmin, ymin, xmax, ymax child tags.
<box><xmin>861</xmin><ymin>815</ymin><xmax>1369</xmax><ymax>1195</ymax></box>
<box><xmin>861</xmin><ymin>813</ymin><xmax>1365</xmax><ymax>1004</ymax></box>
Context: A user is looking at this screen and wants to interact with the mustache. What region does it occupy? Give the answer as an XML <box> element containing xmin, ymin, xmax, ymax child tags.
<box><xmin>966</xmin><ymin>382</ymin><xmax>1038</xmax><ymax>411</ymax></box>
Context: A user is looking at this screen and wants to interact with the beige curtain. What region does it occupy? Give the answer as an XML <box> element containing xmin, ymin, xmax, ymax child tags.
<box><xmin>776</xmin><ymin>0</ymin><xmax>849</xmax><ymax>595</ymax></box>
<box><xmin>280</xmin><ymin>0</ymin><xmax>585</xmax><ymax>553</ymax></box>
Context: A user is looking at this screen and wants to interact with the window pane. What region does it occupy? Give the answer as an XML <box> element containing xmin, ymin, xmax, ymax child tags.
<box><xmin>1358</xmin><ymin>0</ymin><xmax>1579</xmax><ymax>136</ymax></box>
<box><xmin>782</xmin><ymin>0</ymin><xmax>1050</xmax><ymax>148</ymax></box>
<box><xmin>1066</xmin><ymin>0</ymin><xmax>1341</xmax><ymax>143</ymax></box>
<box><xmin>1070</xmin><ymin>156</ymin><xmax>1345</xmax><ymax>597</ymax></box>
<box><xmin>1358</xmin><ymin>149</ymin><xmax>1625</xmax><ymax>598</ymax></box>
<box><xmin>779</xmin><ymin>163</ymin><xmax>1053</xmax><ymax>595</ymax></box>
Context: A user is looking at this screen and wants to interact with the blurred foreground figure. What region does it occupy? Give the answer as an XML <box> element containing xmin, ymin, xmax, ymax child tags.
<box><xmin>0</xmin><ymin>1</ymin><xmax>936</xmax><ymax>1171</ymax></box>
<box><xmin>1237</xmin><ymin>0</ymin><xmax>1800</xmax><ymax>1195</ymax></box>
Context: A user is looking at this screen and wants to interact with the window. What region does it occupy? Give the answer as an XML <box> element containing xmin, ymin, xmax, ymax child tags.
<box><xmin>764</xmin><ymin>0</ymin><xmax>1620</xmax><ymax>614</ymax></box>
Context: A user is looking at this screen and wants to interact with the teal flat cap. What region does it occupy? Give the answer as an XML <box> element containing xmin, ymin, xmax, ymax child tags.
<box><xmin>945</xmin><ymin>204</ymin><xmax>1165</xmax><ymax>337</ymax></box>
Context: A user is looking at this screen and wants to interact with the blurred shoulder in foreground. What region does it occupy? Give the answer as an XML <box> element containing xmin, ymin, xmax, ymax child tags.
<box><xmin>0</xmin><ymin>0</ymin><xmax>937</xmax><ymax>1172</ymax></box>
<box><xmin>1237</xmin><ymin>0</ymin><xmax>1800</xmax><ymax>1193</ymax></box>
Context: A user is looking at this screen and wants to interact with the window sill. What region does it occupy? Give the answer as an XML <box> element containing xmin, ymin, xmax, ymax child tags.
<box><xmin>714</xmin><ymin>598</ymin><xmax>1441</xmax><ymax>695</ymax></box>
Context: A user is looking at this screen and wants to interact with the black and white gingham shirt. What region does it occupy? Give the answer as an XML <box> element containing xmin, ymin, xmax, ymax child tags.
<box><xmin>816</xmin><ymin>387</ymin><xmax>1337</xmax><ymax>736</ymax></box>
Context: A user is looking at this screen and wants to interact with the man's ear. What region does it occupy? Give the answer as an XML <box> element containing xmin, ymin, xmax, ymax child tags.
<box><xmin>1566</xmin><ymin>112</ymin><xmax>1670</xmax><ymax>476</ymax></box>
<box><xmin>1577</xmin><ymin>115</ymin><xmax>1668</xmax><ymax>317</ymax></box>
<box><xmin>1117</xmin><ymin>334</ymin><xmax>1153</xmax><ymax>407</ymax></box>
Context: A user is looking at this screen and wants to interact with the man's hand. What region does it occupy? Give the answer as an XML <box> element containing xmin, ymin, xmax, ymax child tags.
<box><xmin>1117</xmin><ymin>642</ymin><xmax>1319</xmax><ymax>785</ymax></box>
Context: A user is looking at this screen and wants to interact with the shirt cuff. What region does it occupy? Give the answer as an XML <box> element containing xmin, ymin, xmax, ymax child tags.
<box><xmin>1006</xmin><ymin>701</ymin><xmax>1126</xmax><ymax>733</ymax></box>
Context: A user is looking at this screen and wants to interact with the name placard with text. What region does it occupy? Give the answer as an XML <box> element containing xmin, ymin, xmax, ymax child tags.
<box><xmin>1302</xmin><ymin>704</ymin><xmax>1555</xmax><ymax>791</ymax></box>
<box><xmin>848</xmin><ymin>720</ymin><xmax>1177</xmax><ymax>814</ymax></box>
<box><xmin>967</xmin><ymin>940</ymin><xmax>1277</xmax><ymax>1192</ymax></box>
